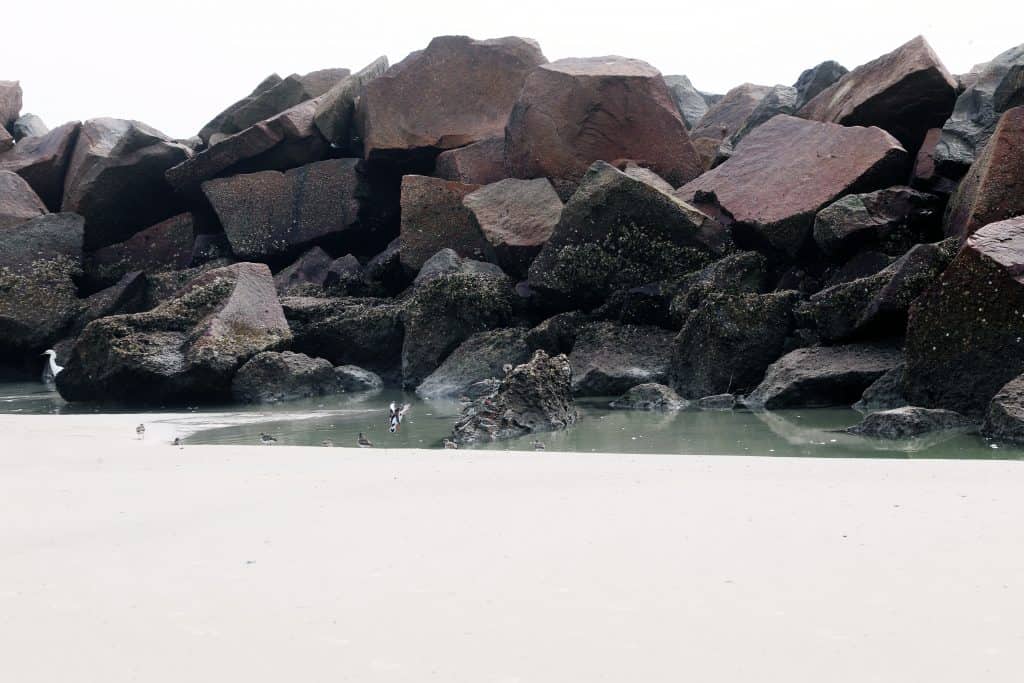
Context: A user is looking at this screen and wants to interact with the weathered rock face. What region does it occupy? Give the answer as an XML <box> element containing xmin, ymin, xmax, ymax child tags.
<box><xmin>71</xmin><ymin>271</ymin><xmax>149</xmax><ymax>338</ymax></box>
<box><xmin>62</xmin><ymin>118</ymin><xmax>190</xmax><ymax>250</ymax></box>
<box><xmin>942</xmin><ymin>105</ymin><xmax>1024</xmax><ymax>241</ymax></box>
<box><xmin>525</xmin><ymin>311</ymin><xmax>586</xmax><ymax>356</ymax></box>
<box><xmin>334</xmin><ymin>364</ymin><xmax>383</xmax><ymax>392</ymax></box>
<box><xmin>167</xmin><ymin>99</ymin><xmax>328</xmax><ymax>196</ymax></box>
<box><xmin>12</xmin><ymin>114</ymin><xmax>48</xmax><ymax>141</ymax></box>
<box><xmin>528</xmin><ymin>161</ymin><xmax>729</xmax><ymax>310</ymax></box>
<box><xmin>0</xmin><ymin>121</ymin><xmax>80</xmax><ymax>211</ymax></box>
<box><xmin>982</xmin><ymin>375</ymin><xmax>1024</xmax><ymax>443</ymax></box>
<box><xmin>609</xmin><ymin>382</ymin><xmax>689</xmax><ymax>410</ymax></box>
<box><xmin>911</xmin><ymin>128</ymin><xmax>957</xmax><ymax>193</ymax></box>
<box><xmin>797</xmin><ymin>36</ymin><xmax>957</xmax><ymax>152</ymax></box>
<box><xmin>463</xmin><ymin>178</ymin><xmax>562</xmax><ymax>278</ymax></box>
<box><xmin>323</xmin><ymin>254</ymin><xmax>370</xmax><ymax>296</ymax></box>
<box><xmin>433</xmin><ymin>137</ymin><xmax>509</xmax><ymax>185</ymax></box>
<box><xmin>0</xmin><ymin>170</ymin><xmax>47</xmax><ymax>228</ymax></box>
<box><xmin>792</xmin><ymin>60</ymin><xmax>848</xmax><ymax>110</ymax></box>
<box><xmin>670</xmin><ymin>291</ymin><xmax>799</xmax><ymax>399</ymax></box>
<box><xmin>85</xmin><ymin>212</ymin><xmax>195</xmax><ymax>288</ymax></box>
<box><xmin>847</xmin><ymin>406</ymin><xmax>975</xmax><ymax>439</ymax></box>
<box><xmin>401</xmin><ymin>271</ymin><xmax>517</xmax><ymax>388</ymax></box>
<box><xmin>0</xmin><ymin>213</ymin><xmax>84</xmax><ymax>352</ymax></box>
<box><xmin>813</xmin><ymin>186</ymin><xmax>943</xmax><ymax>258</ymax></box>
<box><xmin>272</xmin><ymin>246</ymin><xmax>334</xmax><ymax>295</ymax></box>
<box><xmin>57</xmin><ymin>262</ymin><xmax>292</xmax><ymax>403</ymax></box>
<box><xmin>676</xmin><ymin>115</ymin><xmax>908</xmax><ymax>257</ymax></box>
<box><xmin>853</xmin><ymin>364</ymin><xmax>907</xmax><ymax>414</ymax></box>
<box><xmin>568</xmin><ymin>321</ymin><xmax>674</xmax><ymax>396</ymax></box>
<box><xmin>231</xmin><ymin>351</ymin><xmax>343</xmax><ymax>403</ymax></box>
<box><xmin>745</xmin><ymin>344</ymin><xmax>902</xmax><ymax>409</ymax></box>
<box><xmin>505</xmin><ymin>56</ymin><xmax>703</xmax><ymax>191</ymax></box>
<box><xmin>451</xmin><ymin>349</ymin><xmax>577</xmax><ymax>444</ymax></box>
<box><xmin>313</xmin><ymin>57</ymin><xmax>389</xmax><ymax>148</ymax></box>
<box><xmin>0</xmin><ymin>80</ymin><xmax>22</xmax><ymax>132</ymax></box>
<box><xmin>667</xmin><ymin>251</ymin><xmax>770</xmax><ymax>323</ymax></box>
<box><xmin>282</xmin><ymin>296</ymin><xmax>404</xmax><ymax>379</ymax></box>
<box><xmin>727</xmin><ymin>84</ymin><xmax>799</xmax><ymax>149</ymax></box>
<box><xmin>203</xmin><ymin>158</ymin><xmax>362</xmax><ymax>262</ymax></box>
<box><xmin>905</xmin><ymin>216</ymin><xmax>1024</xmax><ymax>415</ymax></box>
<box><xmin>688</xmin><ymin>83</ymin><xmax>771</xmax><ymax>166</ymax></box>
<box><xmin>412</xmin><ymin>248</ymin><xmax>506</xmax><ymax>288</ymax></box>
<box><xmin>664</xmin><ymin>75</ymin><xmax>709</xmax><ymax>129</ymax></box>
<box><xmin>360</xmin><ymin>35</ymin><xmax>545</xmax><ymax>160</ymax></box>
<box><xmin>398</xmin><ymin>175</ymin><xmax>489</xmax><ymax>274</ymax></box>
<box><xmin>200</xmin><ymin>69</ymin><xmax>349</xmax><ymax>145</ymax></box>
<box><xmin>0</xmin><ymin>125</ymin><xmax>11</xmax><ymax>153</ymax></box>
<box><xmin>934</xmin><ymin>43</ymin><xmax>1024</xmax><ymax>179</ymax></box>
<box><xmin>415</xmin><ymin>327</ymin><xmax>531</xmax><ymax>399</ymax></box>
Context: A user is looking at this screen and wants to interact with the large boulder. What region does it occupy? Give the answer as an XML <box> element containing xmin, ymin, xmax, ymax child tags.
<box><xmin>664</xmin><ymin>75</ymin><xmax>709</xmax><ymax>129</ymax></box>
<box><xmin>745</xmin><ymin>344</ymin><xmax>902</xmax><ymax>409</ymax></box>
<box><xmin>792</xmin><ymin>60</ymin><xmax>848</xmax><ymax>110</ymax></box>
<box><xmin>0</xmin><ymin>80</ymin><xmax>21</xmax><ymax>132</ymax></box>
<box><xmin>671</xmin><ymin>291</ymin><xmax>800</xmax><ymax>399</ymax></box>
<box><xmin>62</xmin><ymin>118</ymin><xmax>190</xmax><ymax>250</ymax></box>
<box><xmin>568</xmin><ymin>321</ymin><xmax>674</xmax><ymax>396</ymax></box>
<box><xmin>687</xmin><ymin>83</ymin><xmax>772</xmax><ymax>166</ymax></box>
<box><xmin>231</xmin><ymin>351</ymin><xmax>345</xmax><ymax>403</ymax></box>
<box><xmin>313</xmin><ymin>57</ymin><xmax>389</xmax><ymax>148</ymax></box>
<box><xmin>667</xmin><ymin>251</ymin><xmax>771</xmax><ymax>323</ymax></box>
<box><xmin>853</xmin><ymin>364</ymin><xmax>907</xmax><ymax>414</ymax></box>
<box><xmin>609</xmin><ymin>382</ymin><xmax>689</xmax><ymax>411</ymax></box>
<box><xmin>0</xmin><ymin>170</ymin><xmax>46</xmax><ymax>228</ymax></box>
<box><xmin>398</xmin><ymin>175</ymin><xmax>489</xmax><ymax>274</ymax></box>
<box><xmin>57</xmin><ymin>262</ymin><xmax>291</xmax><ymax>403</ymax></box>
<box><xmin>463</xmin><ymin>178</ymin><xmax>562</xmax><ymax>278</ymax></box>
<box><xmin>847</xmin><ymin>406</ymin><xmax>975</xmax><ymax>439</ymax></box>
<box><xmin>434</xmin><ymin>137</ymin><xmax>509</xmax><ymax>185</ymax></box>
<box><xmin>797</xmin><ymin>36</ymin><xmax>957</xmax><ymax>152</ymax></box>
<box><xmin>905</xmin><ymin>216</ymin><xmax>1024</xmax><ymax>415</ymax></box>
<box><xmin>202</xmin><ymin>158</ymin><xmax>362</xmax><ymax>262</ymax></box>
<box><xmin>451</xmin><ymin>349</ymin><xmax>577</xmax><ymax>444</ymax></box>
<box><xmin>360</xmin><ymin>36</ymin><xmax>545</xmax><ymax>160</ymax></box>
<box><xmin>412</xmin><ymin>248</ymin><xmax>506</xmax><ymax>287</ymax></box>
<box><xmin>0</xmin><ymin>121</ymin><xmax>81</xmax><ymax>211</ymax></box>
<box><xmin>942</xmin><ymin>105</ymin><xmax>1024</xmax><ymax>241</ymax></box>
<box><xmin>199</xmin><ymin>68</ymin><xmax>349</xmax><ymax>145</ymax></box>
<box><xmin>505</xmin><ymin>56</ymin><xmax>703</xmax><ymax>192</ymax></box>
<box><xmin>934</xmin><ymin>43</ymin><xmax>1024</xmax><ymax>179</ymax></box>
<box><xmin>676</xmin><ymin>115</ymin><xmax>908</xmax><ymax>257</ymax></box>
<box><xmin>84</xmin><ymin>212</ymin><xmax>195</xmax><ymax>287</ymax></box>
<box><xmin>415</xmin><ymin>327</ymin><xmax>531</xmax><ymax>399</ymax></box>
<box><xmin>982</xmin><ymin>375</ymin><xmax>1024</xmax><ymax>443</ymax></box>
<box><xmin>528</xmin><ymin>161</ymin><xmax>729</xmax><ymax>310</ymax></box>
<box><xmin>812</xmin><ymin>186</ymin><xmax>943</xmax><ymax>258</ymax></box>
<box><xmin>282</xmin><ymin>296</ymin><xmax>404</xmax><ymax>380</ymax></box>
<box><xmin>12</xmin><ymin>114</ymin><xmax>48</xmax><ymax>141</ymax></box>
<box><xmin>70</xmin><ymin>271</ymin><xmax>149</xmax><ymax>338</ymax></box>
<box><xmin>0</xmin><ymin>212</ymin><xmax>84</xmax><ymax>352</ymax></box>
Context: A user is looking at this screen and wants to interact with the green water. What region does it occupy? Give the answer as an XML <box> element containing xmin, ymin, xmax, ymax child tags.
<box><xmin>2</xmin><ymin>381</ymin><xmax>1021</xmax><ymax>459</ymax></box>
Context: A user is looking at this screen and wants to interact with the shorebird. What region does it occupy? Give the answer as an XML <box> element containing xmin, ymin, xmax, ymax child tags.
<box><xmin>502</xmin><ymin>363</ymin><xmax>513</xmax><ymax>375</ymax></box>
<box><xmin>41</xmin><ymin>349</ymin><xmax>63</xmax><ymax>381</ymax></box>
<box><xmin>321</xmin><ymin>439</ymin><xmax>334</xmax><ymax>447</ymax></box>
<box><xmin>172</xmin><ymin>437</ymin><xmax>182</xmax><ymax>448</ymax></box>
<box><xmin>532</xmin><ymin>440</ymin><xmax>546</xmax><ymax>451</ymax></box>
<box><xmin>388</xmin><ymin>402</ymin><xmax>411</xmax><ymax>433</ymax></box>
<box><xmin>442</xmin><ymin>438</ymin><xmax>458</xmax><ymax>449</ymax></box>
<box><xmin>136</xmin><ymin>424</ymin><xmax>146</xmax><ymax>440</ymax></box>
<box><xmin>357</xmin><ymin>432</ymin><xmax>373</xmax><ymax>448</ymax></box>
<box><xmin>259</xmin><ymin>432</ymin><xmax>277</xmax><ymax>446</ymax></box>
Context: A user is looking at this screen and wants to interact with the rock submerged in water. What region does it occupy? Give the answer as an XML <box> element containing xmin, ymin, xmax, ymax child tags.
<box><xmin>569</xmin><ymin>321</ymin><xmax>674</xmax><ymax>396</ymax></box>
<box><xmin>609</xmin><ymin>383</ymin><xmax>689</xmax><ymax>411</ymax></box>
<box><xmin>451</xmin><ymin>350</ymin><xmax>576</xmax><ymax>445</ymax></box>
<box><xmin>846</xmin><ymin>406</ymin><xmax>975</xmax><ymax>439</ymax></box>
<box><xmin>231</xmin><ymin>351</ymin><xmax>379</xmax><ymax>403</ymax></box>
<box><xmin>982</xmin><ymin>375</ymin><xmax>1024</xmax><ymax>443</ymax></box>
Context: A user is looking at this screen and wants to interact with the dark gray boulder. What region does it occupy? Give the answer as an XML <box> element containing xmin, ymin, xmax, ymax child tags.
<box><xmin>812</xmin><ymin>186</ymin><xmax>943</xmax><ymax>258</ymax></box>
<box><xmin>609</xmin><ymin>382</ymin><xmax>689</xmax><ymax>410</ymax></box>
<box><xmin>982</xmin><ymin>375</ymin><xmax>1024</xmax><ymax>443</ymax></box>
<box><xmin>853</xmin><ymin>364</ymin><xmax>907</xmax><ymax>414</ymax></box>
<box><xmin>0</xmin><ymin>170</ymin><xmax>46</xmax><ymax>228</ymax></box>
<box><xmin>415</xmin><ymin>327</ymin><xmax>531</xmax><ymax>399</ymax></box>
<box><xmin>667</xmin><ymin>251</ymin><xmax>770</xmax><ymax>323</ymax></box>
<box><xmin>792</xmin><ymin>60</ymin><xmax>849</xmax><ymax>110</ymax></box>
<box><xmin>12</xmin><ymin>113</ymin><xmax>48</xmax><ymax>141</ymax></box>
<box><xmin>525</xmin><ymin>311</ymin><xmax>586</xmax><ymax>356</ymax></box>
<box><xmin>664</xmin><ymin>75</ymin><xmax>709</xmax><ymax>129</ymax></box>
<box><xmin>231</xmin><ymin>351</ymin><xmax>342</xmax><ymax>403</ymax></box>
<box><xmin>273</xmin><ymin>246</ymin><xmax>334</xmax><ymax>295</ymax></box>
<box><xmin>412</xmin><ymin>248</ymin><xmax>506</xmax><ymax>288</ymax></box>
<box><xmin>846</xmin><ymin>406</ymin><xmax>975</xmax><ymax>439</ymax></box>
<box><xmin>334</xmin><ymin>364</ymin><xmax>383</xmax><ymax>392</ymax></box>
<box><xmin>70</xmin><ymin>271</ymin><xmax>149</xmax><ymax>337</ymax></box>
<box><xmin>569</xmin><ymin>321</ymin><xmax>675</xmax><ymax>396</ymax></box>
<box><xmin>726</xmin><ymin>84</ymin><xmax>799</xmax><ymax>150</ymax></box>
<box><xmin>314</xmin><ymin>57</ymin><xmax>389</xmax><ymax>148</ymax></box>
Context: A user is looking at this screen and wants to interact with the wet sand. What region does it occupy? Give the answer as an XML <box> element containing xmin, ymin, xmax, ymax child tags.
<box><xmin>2</xmin><ymin>413</ymin><xmax>1023</xmax><ymax>682</ymax></box>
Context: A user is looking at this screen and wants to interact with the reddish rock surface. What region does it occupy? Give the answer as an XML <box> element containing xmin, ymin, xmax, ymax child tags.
<box><xmin>360</xmin><ymin>36</ymin><xmax>545</xmax><ymax>160</ymax></box>
<box><xmin>943</xmin><ymin>105</ymin><xmax>1024</xmax><ymax>240</ymax></box>
<box><xmin>797</xmin><ymin>36</ymin><xmax>957</xmax><ymax>152</ymax></box>
<box><xmin>398</xmin><ymin>175</ymin><xmax>488</xmax><ymax>274</ymax></box>
<box><xmin>909</xmin><ymin>127</ymin><xmax>957</xmax><ymax>193</ymax></box>
<box><xmin>85</xmin><ymin>213</ymin><xmax>196</xmax><ymax>287</ymax></box>
<box><xmin>676</xmin><ymin>115</ymin><xmax>908</xmax><ymax>257</ymax></box>
<box><xmin>0</xmin><ymin>170</ymin><xmax>47</xmax><ymax>228</ymax></box>
<box><xmin>687</xmin><ymin>83</ymin><xmax>771</xmax><ymax>167</ymax></box>
<box><xmin>463</xmin><ymin>178</ymin><xmax>563</xmax><ymax>278</ymax></box>
<box><xmin>62</xmin><ymin>118</ymin><xmax>191</xmax><ymax>250</ymax></box>
<box><xmin>0</xmin><ymin>80</ymin><xmax>21</xmax><ymax>131</ymax></box>
<box><xmin>434</xmin><ymin>137</ymin><xmax>509</xmax><ymax>185</ymax></box>
<box><xmin>905</xmin><ymin>216</ymin><xmax>1024</xmax><ymax>415</ymax></box>
<box><xmin>0</xmin><ymin>125</ymin><xmax>11</xmax><ymax>153</ymax></box>
<box><xmin>505</xmin><ymin>56</ymin><xmax>703</xmax><ymax>193</ymax></box>
<box><xmin>0</xmin><ymin>121</ymin><xmax>81</xmax><ymax>210</ymax></box>
<box><xmin>202</xmin><ymin>158</ymin><xmax>362</xmax><ymax>262</ymax></box>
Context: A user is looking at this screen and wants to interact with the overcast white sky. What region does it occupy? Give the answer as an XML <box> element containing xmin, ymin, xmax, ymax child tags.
<box><xmin>4</xmin><ymin>0</ymin><xmax>1018</xmax><ymax>140</ymax></box>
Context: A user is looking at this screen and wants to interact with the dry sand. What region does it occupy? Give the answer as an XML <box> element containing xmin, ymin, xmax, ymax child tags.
<box><xmin>2</xmin><ymin>412</ymin><xmax>1023</xmax><ymax>682</ymax></box>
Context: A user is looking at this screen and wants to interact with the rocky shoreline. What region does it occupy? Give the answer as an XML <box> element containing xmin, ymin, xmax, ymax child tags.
<box><xmin>1</xmin><ymin>35</ymin><xmax>1023</xmax><ymax>444</ymax></box>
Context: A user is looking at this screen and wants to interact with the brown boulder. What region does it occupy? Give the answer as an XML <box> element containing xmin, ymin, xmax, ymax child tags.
<box><xmin>85</xmin><ymin>213</ymin><xmax>196</xmax><ymax>287</ymax></box>
<box><xmin>361</xmin><ymin>36</ymin><xmax>545</xmax><ymax>160</ymax></box>
<box><xmin>434</xmin><ymin>137</ymin><xmax>509</xmax><ymax>185</ymax></box>
<box><xmin>797</xmin><ymin>36</ymin><xmax>957</xmax><ymax>152</ymax></box>
<box><xmin>202</xmin><ymin>158</ymin><xmax>362</xmax><ymax>262</ymax></box>
<box><xmin>0</xmin><ymin>80</ymin><xmax>21</xmax><ymax>131</ymax></box>
<box><xmin>0</xmin><ymin>170</ymin><xmax>47</xmax><ymax>228</ymax></box>
<box><xmin>943</xmin><ymin>105</ymin><xmax>1024</xmax><ymax>241</ymax></box>
<box><xmin>62</xmin><ymin>118</ymin><xmax>191</xmax><ymax>250</ymax></box>
<box><xmin>314</xmin><ymin>57</ymin><xmax>389</xmax><ymax>148</ymax></box>
<box><xmin>688</xmin><ymin>83</ymin><xmax>772</xmax><ymax>167</ymax></box>
<box><xmin>505</xmin><ymin>56</ymin><xmax>703</xmax><ymax>192</ymax></box>
<box><xmin>676</xmin><ymin>115</ymin><xmax>908</xmax><ymax>257</ymax></box>
<box><xmin>0</xmin><ymin>121</ymin><xmax>81</xmax><ymax>211</ymax></box>
<box><xmin>463</xmin><ymin>178</ymin><xmax>562</xmax><ymax>278</ymax></box>
<box><xmin>910</xmin><ymin>128</ymin><xmax>957</xmax><ymax>193</ymax></box>
<box><xmin>398</xmin><ymin>175</ymin><xmax>491</xmax><ymax>274</ymax></box>
<box><xmin>0</xmin><ymin>125</ymin><xmax>11</xmax><ymax>153</ymax></box>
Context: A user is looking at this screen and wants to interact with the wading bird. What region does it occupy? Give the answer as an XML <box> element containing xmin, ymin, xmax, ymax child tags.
<box><xmin>389</xmin><ymin>402</ymin><xmax>411</xmax><ymax>433</ymax></box>
<box><xmin>357</xmin><ymin>432</ymin><xmax>373</xmax><ymax>448</ymax></box>
<box><xmin>260</xmin><ymin>432</ymin><xmax>277</xmax><ymax>446</ymax></box>
<box><xmin>41</xmin><ymin>349</ymin><xmax>63</xmax><ymax>381</ymax></box>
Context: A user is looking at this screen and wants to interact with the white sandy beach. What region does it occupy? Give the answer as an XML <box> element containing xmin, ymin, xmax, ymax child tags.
<box><xmin>2</xmin><ymin>412</ymin><xmax>1023</xmax><ymax>682</ymax></box>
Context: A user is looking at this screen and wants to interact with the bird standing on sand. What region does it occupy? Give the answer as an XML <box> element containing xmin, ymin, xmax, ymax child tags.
<box><xmin>136</xmin><ymin>424</ymin><xmax>146</xmax><ymax>440</ymax></box>
<box><xmin>389</xmin><ymin>402</ymin><xmax>411</xmax><ymax>433</ymax></box>
<box><xmin>442</xmin><ymin>438</ymin><xmax>458</xmax><ymax>449</ymax></box>
<box><xmin>172</xmin><ymin>437</ymin><xmax>183</xmax><ymax>449</ymax></box>
<box><xmin>321</xmin><ymin>439</ymin><xmax>334</xmax><ymax>447</ymax></box>
<box><xmin>41</xmin><ymin>349</ymin><xmax>63</xmax><ymax>381</ymax></box>
<box><xmin>532</xmin><ymin>440</ymin><xmax>546</xmax><ymax>451</ymax></box>
<box><xmin>260</xmin><ymin>432</ymin><xmax>277</xmax><ymax>446</ymax></box>
<box><xmin>357</xmin><ymin>432</ymin><xmax>373</xmax><ymax>448</ymax></box>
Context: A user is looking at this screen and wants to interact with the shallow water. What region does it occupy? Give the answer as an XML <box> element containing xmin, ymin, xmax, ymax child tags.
<box><xmin>2</xmin><ymin>380</ymin><xmax>1021</xmax><ymax>459</ymax></box>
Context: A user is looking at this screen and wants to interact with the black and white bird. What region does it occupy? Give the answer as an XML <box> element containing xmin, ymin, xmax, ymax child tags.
<box><xmin>172</xmin><ymin>437</ymin><xmax>183</xmax><ymax>449</ymax></box>
<box><xmin>259</xmin><ymin>432</ymin><xmax>277</xmax><ymax>446</ymax></box>
<box><xmin>136</xmin><ymin>424</ymin><xmax>146</xmax><ymax>440</ymax></box>
<box><xmin>532</xmin><ymin>440</ymin><xmax>546</xmax><ymax>451</ymax></box>
<box><xmin>442</xmin><ymin>438</ymin><xmax>458</xmax><ymax>449</ymax></box>
<box><xmin>41</xmin><ymin>349</ymin><xmax>63</xmax><ymax>382</ymax></box>
<box><xmin>388</xmin><ymin>402</ymin><xmax>411</xmax><ymax>433</ymax></box>
<box><xmin>357</xmin><ymin>432</ymin><xmax>373</xmax><ymax>448</ymax></box>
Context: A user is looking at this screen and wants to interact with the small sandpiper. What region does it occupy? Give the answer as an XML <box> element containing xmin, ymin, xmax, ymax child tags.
<box><xmin>136</xmin><ymin>423</ymin><xmax>146</xmax><ymax>440</ymax></box>
<box><xmin>442</xmin><ymin>438</ymin><xmax>458</xmax><ymax>449</ymax></box>
<box><xmin>172</xmin><ymin>437</ymin><xmax>183</xmax><ymax>449</ymax></box>
<box><xmin>259</xmin><ymin>432</ymin><xmax>277</xmax><ymax>446</ymax></box>
<box><xmin>532</xmin><ymin>440</ymin><xmax>546</xmax><ymax>451</ymax></box>
<box><xmin>357</xmin><ymin>432</ymin><xmax>374</xmax><ymax>448</ymax></box>
<box><xmin>321</xmin><ymin>439</ymin><xmax>334</xmax><ymax>447</ymax></box>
